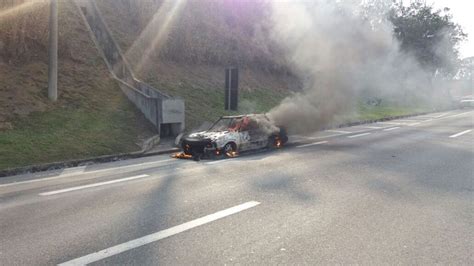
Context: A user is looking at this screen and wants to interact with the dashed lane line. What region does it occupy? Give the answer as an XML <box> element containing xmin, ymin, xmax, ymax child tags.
<box><xmin>59</xmin><ymin>201</ymin><xmax>261</xmax><ymax>265</ymax></box>
<box><xmin>296</xmin><ymin>141</ymin><xmax>328</xmax><ymax>148</ymax></box>
<box><xmin>347</xmin><ymin>132</ymin><xmax>372</xmax><ymax>138</ymax></box>
<box><xmin>39</xmin><ymin>174</ymin><xmax>150</xmax><ymax>196</ymax></box>
<box><xmin>383</xmin><ymin>127</ymin><xmax>400</xmax><ymax>131</ymax></box>
<box><xmin>433</xmin><ymin>112</ymin><xmax>451</xmax><ymax>118</ymax></box>
<box><xmin>326</xmin><ymin>129</ymin><xmax>352</xmax><ymax>134</ymax></box>
<box><xmin>449</xmin><ymin>129</ymin><xmax>472</xmax><ymax>138</ymax></box>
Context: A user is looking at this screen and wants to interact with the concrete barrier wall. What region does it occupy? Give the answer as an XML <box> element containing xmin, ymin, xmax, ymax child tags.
<box><xmin>115</xmin><ymin>79</ymin><xmax>159</xmax><ymax>130</ymax></box>
<box><xmin>74</xmin><ymin>0</ymin><xmax>185</xmax><ymax>135</ymax></box>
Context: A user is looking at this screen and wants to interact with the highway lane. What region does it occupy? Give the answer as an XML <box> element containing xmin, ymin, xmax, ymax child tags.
<box><xmin>0</xmin><ymin>110</ymin><xmax>472</xmax><ymax>264</ymax></box>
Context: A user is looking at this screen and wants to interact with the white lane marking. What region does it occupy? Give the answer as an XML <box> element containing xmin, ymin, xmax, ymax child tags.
<box><xmin>449</xmin><ymin>129</ymin><xmax>472</xmax><ymax>138</ymax></box>
<box><xmin>383</xmin><ymin>127</ymin><xmax>400</xmax><ymax>131</ymax></box>
<box><xmin>408</xmin><ymin>111</ymin><xmax>471</xmax><ymax>126</ymax></box>
<box><xmin>59</xmin><ymin>201</ymin><xmax>261</xmax><ymax>265</ymax></box>
<box><xmin>447</xmin><ymin>111</ymin><xmax>472</xmax><ymax>118</ymax></box>
<box><xmin>362</xmin><ymin>126</ymin><xmax>383</xmax><ymax>129</ymax></box>
<box><xmin>408</xmin><ymin>119</ymin><xmax>433</xmax><ymax>126</ymax></box>
<box><xmin>393</xmin><ymin>119</ymin><xmax>419</xmax><ymax>122</ymax></box>
<box><xmin>291</xmin><ymin>133</ymin><xmax>342</xmax><ymax>140</ymax></box>
<box><xmin>433</xmin><ymin>112</ymin><xmax>451</xmax><ymax>118</ymax></box>
<box><xmin>0</xmin><ymin>159</ymin><xmax>175</xmax><ymax>188</ymax></box>
<box><xmin>291</xmin><ymin>135</ymin><xmax>315</xmax><ymax>139</ymax></box>
<box><xmin>326</xmin><ymin>129</ymin><xmax>351</xmax><ymax>134</ymax></box>
<box><xmin>39</xmin><ymin>174</ymin><xmax>149</xmax><ymax>196</ymax></box>
<box><xmin>315</xmin><ymin>133</ymin><xmax>346</xmax><ymax>138</ymax></box>
<box><xmin>296</xmin><ymin>141</ymin><xmax>328</xmax><ymax>148</ymax></box>
<box><xmin>347</xmin><ymin>132</ymin><xmax>371</xmax><ymax>138</ymax></box>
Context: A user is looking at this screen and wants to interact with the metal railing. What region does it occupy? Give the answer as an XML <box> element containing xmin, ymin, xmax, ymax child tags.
<box><xmin>74</xmin><ymin>0</ymin><xmax>184</xmax><ymax>135</ymax></box>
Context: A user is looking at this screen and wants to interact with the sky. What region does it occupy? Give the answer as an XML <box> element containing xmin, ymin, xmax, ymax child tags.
<box><xmin>426</xmin><ymin>0</ymin><xmax>474</xmax><ymax>59</ymax></box>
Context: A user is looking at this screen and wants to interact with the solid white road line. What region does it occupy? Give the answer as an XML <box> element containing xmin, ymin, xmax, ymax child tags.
<box><xmin>392</xmin><ymin>119</ymin><xmax>419</xmax><ymax>122</ymax></box>
<box><xmin>383</xmin><ymin>127</ymin><xmax>400</xmax><ymax>131</ymax></box>
<box><xmin>205</xmin><ymin>159</ymin><xmax>235</xmax><ymax>165</ymax></box>
<box><xmin>408</xmin><ymin>119</ymin><xmax>434</xmax><ymax>126</ymax></box>
<box><xmin>447</xmin><ymin>111</ymin><xmax>472</xmax><ymax>118</ymax></box>
<box><xmin>433</xmin><ymin>112</ymin><xmax>451</xmax><ymax>118</ymax></box>
<box><xmin>378</xmin><ymin>122</ymin><xmax>403</xmax><ymax>125</ymax></box>
<box><xmin>449</xmin><ymin>129</ymin><xmax>472</xmax><ymax>138</ymax></box>
<box><xmin>326</xmin><ymin>129</ymin><xmax>351</xmax><ymax>134</ymax></box>
<box><xmin>347</xmin><ymin>132</ymin><xmax>371</xmax><ymax>138</ymax></box>
<box><xmin>362</xmin><ymin>126</ymin><xmax>383</xmax><ymax>129</ymax></box>
<box><xmin>0</xmin><ymin>159</ymin><xmax>175</xmax><ymax>188</ymax></box>
<box><xmin>291</xmin><ymin>134</ymin><xmax>342</xmax><ymax>140</ymax></box>
<box><xmin>407</xmin><ymin>111</ymin><xmax>471</xmax><ymax>126</ymax></box>
<box><xmin>59</xmin><ymin>201</ymin><xmax>261</xmax><ymax>265</ymax></box>
<box><xmin>39</xmin><ymin>174</ymin><xmax>150</xmax><ymax>196</ymax></box>
<box><xmin>296</xmin><ymin>141</ymin><xmax>328</xmax><ymax>148</ymax></box>
<box><xmin>316</xmin><ymin>133</ymin><xmax>346</xmax><ymax>138</ymax></box>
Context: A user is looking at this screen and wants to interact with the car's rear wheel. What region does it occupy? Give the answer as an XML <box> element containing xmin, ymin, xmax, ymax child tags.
<box><xmin>268</xmin><ymin>135</ymin><xmax>282</xmax><ymax>148</ymax></box>
<box><xmin>268</xmin><ymin>128</ymin><xmax>288</xmax><ymax>149</ymax></box>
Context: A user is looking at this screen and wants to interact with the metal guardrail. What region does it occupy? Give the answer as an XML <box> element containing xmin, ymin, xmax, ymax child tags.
<box><xmin>74</xmin><ymin>0</ymin><xmax>184</xmax><ymax>135</ymax></box>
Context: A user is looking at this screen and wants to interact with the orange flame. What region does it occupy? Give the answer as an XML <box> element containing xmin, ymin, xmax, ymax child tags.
<box><xmin>276</xmin><ymin>139</ymin><xmax>282</xmax><ymax>148</ymax></box>
<box><xmin>172</xmin><ymin>152</ymin><xmax>192</xmax><ymax>159</ymax></box>
<box><xmin>226</xmin><ymin>151</ymin><xmax>238</xmax><ymax>158</ymax></box>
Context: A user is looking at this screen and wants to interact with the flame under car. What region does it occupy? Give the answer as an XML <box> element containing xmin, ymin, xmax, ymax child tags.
<box><xmin>176</xmin><ymin>114</ymin><xmax>288</xmax><ymax>160</ymax></box>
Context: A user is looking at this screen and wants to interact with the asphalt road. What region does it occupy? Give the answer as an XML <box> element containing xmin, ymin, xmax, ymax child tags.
<box><xmin>0</xmin><ymin>110</ymin><xmax>472</xmax><ymax>265</ymax></box>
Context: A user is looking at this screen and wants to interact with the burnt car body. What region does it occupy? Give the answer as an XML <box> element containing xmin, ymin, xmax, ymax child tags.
<box><xmin>179</xmin><ymin>114</ymin><xmax>288</xmax><ymax>159</ymax></box>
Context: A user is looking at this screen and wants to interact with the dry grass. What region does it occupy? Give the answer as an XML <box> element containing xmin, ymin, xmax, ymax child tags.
<box><xmin>95</xmin><ymin>0</ymin><xmax>283</xmax><ymax>72</ymax></box>
<box><xmin>0</xmin><ymin>1</ymin><xmax>155</xmax><ymax>170</ymax></box>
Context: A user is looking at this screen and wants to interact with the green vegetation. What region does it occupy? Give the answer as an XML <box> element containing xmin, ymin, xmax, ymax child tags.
<box><xmin>0</xmin><ymin>96</ymin><xmax>152</xmax><ymax>170</ymax></box>
<box><xmin>355</xmin><ymin>103</ymin><xmax>432</xmax><ymax>121</ymax></box>
<box><xmin>0</xmin><ymin>1</ymin><xmax>154</xmax><ymax>171</ymax></box>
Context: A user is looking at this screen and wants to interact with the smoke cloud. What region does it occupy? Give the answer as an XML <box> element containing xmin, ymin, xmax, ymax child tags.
<box><xmin>267</xmin><ymin>0</ymin><xmax>446</xmax><ymax>134</ymax></box>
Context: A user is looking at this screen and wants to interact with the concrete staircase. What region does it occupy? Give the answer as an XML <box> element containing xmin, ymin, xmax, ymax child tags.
<box><xmin>74</xmin><ymin>0</ymin><xmax>185</xmax><ymax>136</ymax></box>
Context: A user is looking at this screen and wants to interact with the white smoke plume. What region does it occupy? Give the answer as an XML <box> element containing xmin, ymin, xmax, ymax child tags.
<box><xmin>267</xmin><ymin>0</ymin><xmax>446</xmax><ymax>134</ymax></box>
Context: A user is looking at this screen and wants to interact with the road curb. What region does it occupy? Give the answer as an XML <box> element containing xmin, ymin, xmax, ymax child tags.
<box><xmin>332</xmin><ymin>111</ymin><xmax>430</xmax><ymax>129</ymax></box>
<box><xmin>0</xmin><ymin>148</ymin><xmax>180</xmax><ymax>178</ymax></box>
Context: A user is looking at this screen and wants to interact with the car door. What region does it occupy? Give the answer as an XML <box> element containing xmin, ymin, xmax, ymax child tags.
<box><xmin>245</xmin><ymin>118</ymin><xmax>268</xmax><ymax>150</ymax></box>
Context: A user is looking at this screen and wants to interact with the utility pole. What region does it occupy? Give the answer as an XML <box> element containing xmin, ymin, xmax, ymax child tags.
<box><xmin>48</xmin><ymin>0</ymin><xmax>58</xmax><ymax>101</ymax></box>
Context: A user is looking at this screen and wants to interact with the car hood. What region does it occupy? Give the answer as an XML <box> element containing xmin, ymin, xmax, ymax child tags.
<box><xmin>187</xmin><ymin>131</ymin><xmax>230</xmax><ymax>141</ymax></box>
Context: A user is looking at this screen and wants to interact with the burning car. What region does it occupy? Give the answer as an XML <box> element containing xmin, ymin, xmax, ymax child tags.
<box><xmin>174</xmin><ymin>114</ymin><xmax>288</xmax><ymax>160</ymax></box>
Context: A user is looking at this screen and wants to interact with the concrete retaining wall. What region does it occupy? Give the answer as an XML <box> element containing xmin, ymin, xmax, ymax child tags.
<box><xmin>74</xmin><ymin>0</ymin><xmax>185</xmax><ymax>135</ymax></box>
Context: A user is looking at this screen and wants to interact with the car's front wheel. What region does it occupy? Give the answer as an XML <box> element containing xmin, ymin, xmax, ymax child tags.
<box><xmin>223</xmin><ymin>142</ymin><xmax>237</xmax><ymax>157</ymax></box>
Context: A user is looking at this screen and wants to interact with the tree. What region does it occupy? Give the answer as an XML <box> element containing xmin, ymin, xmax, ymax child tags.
<box><xmin>456</xmin><ymin>57</ymin><xmax>473</xmax><ymax>94</ymax></box>
<box><xmin>389</xmin><ymin>2</ymin><xmax>467</xmax><ymax>77</ymax></box>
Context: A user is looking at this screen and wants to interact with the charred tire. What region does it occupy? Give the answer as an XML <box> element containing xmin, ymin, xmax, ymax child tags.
<box><xmin>223</xmin><ymin>142</ymin><xmax>237</xmax><ymax>158</ymax></box>
<box><xmin>268</xmin><ymin>128</ymin><xmax>288</xmax><ymax>148</ymax></box>
<box><xmin>268</xmin><ymin>135</ymin><xmax>282</xmax><ymax>148</ymax></box>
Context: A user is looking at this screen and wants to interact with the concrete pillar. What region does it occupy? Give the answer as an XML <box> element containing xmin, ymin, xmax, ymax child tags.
<box><xmin>48</xmin><ymin>0</ymin><xmax>58</xmax><ymax>101</ymax></box>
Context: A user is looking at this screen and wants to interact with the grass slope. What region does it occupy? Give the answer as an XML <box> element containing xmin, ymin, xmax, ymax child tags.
<box><xmin>0</xmin><ymin>1</ymin><xmax>154</xmax><ymax>170</ymax></box>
